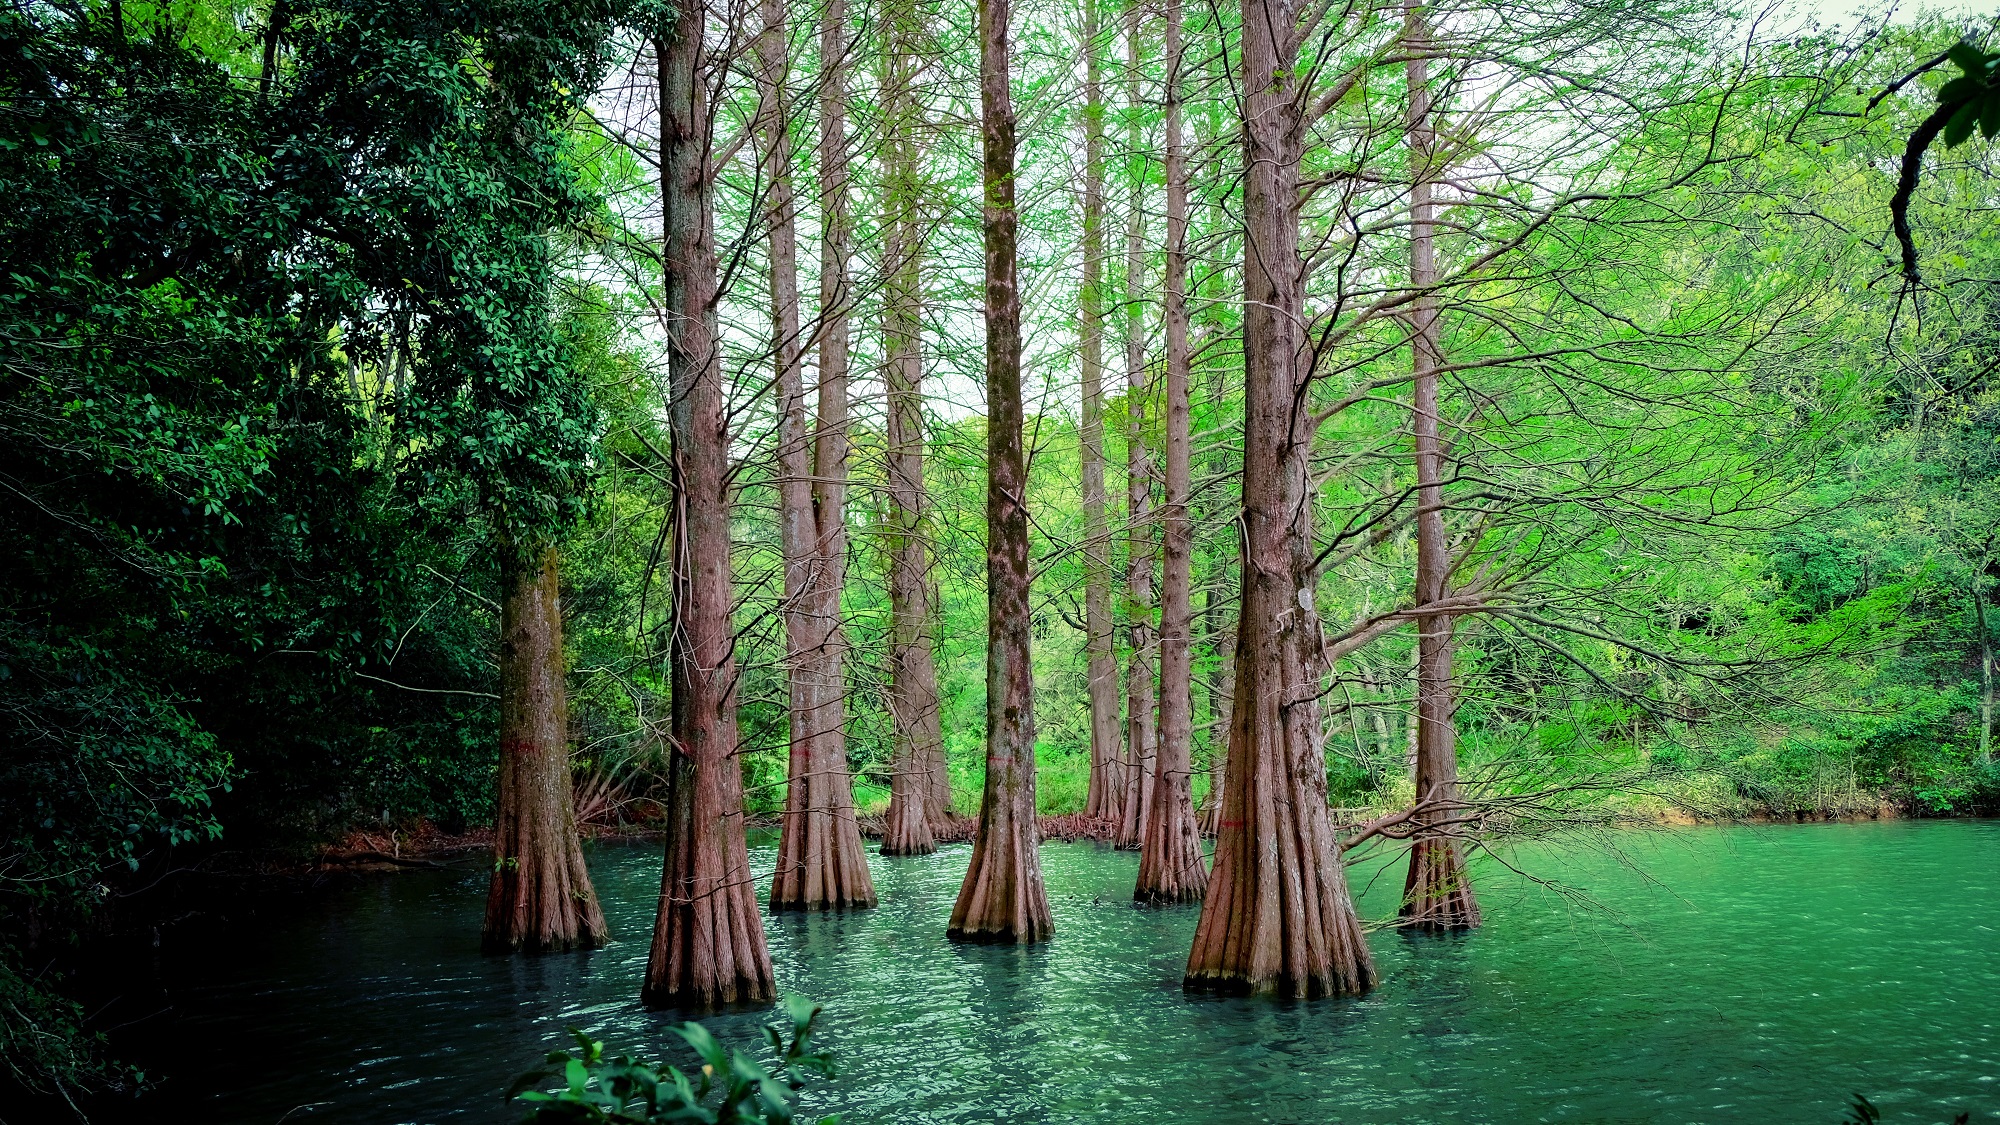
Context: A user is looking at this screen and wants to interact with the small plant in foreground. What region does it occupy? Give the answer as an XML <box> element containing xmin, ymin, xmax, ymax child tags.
<box><xmin>508</xmin><ymin>995</ymin><xmax>839</xmax><ymax>1123</ymax></box>
<box><xmin>1841</xmin><ymin>1093</ymin><xmax>1971</xmax><ymax>1125</ymax></box>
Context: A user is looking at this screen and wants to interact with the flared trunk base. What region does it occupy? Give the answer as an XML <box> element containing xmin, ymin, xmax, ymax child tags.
<box><xmin>880</xmin><ymin>804</ymin><xmax>938</xmax><ymax>856</ymax></box>
<box><xmin>1400</xmin><ymin>837</ymin><xmax>1480</xmax><ymax>931</ymax></box>
<box><xmin>1183</xmin><ymin>964</ymin><xmax>1372</xmax><ymax>999</ymax></box>
<box><xmin>482</xmin><ymin>848</ymin><xmax>608</xmax><ymax>955</ymax></box>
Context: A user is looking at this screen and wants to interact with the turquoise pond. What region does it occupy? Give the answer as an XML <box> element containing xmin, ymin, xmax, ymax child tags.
<box><xmin>131</xmin><ymin>820</ymin><xmax>2000</xmax><ymax>1123</ymax></box>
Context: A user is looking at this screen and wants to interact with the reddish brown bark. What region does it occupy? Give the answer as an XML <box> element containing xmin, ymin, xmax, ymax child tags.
<box><xmin>1193</xmin><ymin>39</ymin><xmax>1234</xmax><ymax>841</ymax></box>
<box><xmin>768</xmin><ymin>0</ymin><xmax>875</xmax><ymax>912</ymax></box>
<box><xmin>1183</xmin><ymin>0</ymin><xmax>1374</xmax><ymax>997</ymax></box>
<box><xmin>1198</xmin><ymin>625</ymin><xmax>1233</xmax><ymax>837</ymax></box>
<box><xmin>948</xmin><ymin>0</ymin><xmax>1052</xmax><ymax>944</ymax></box>
<box><xmin>484</xmin><ymin>545</ymin><xmax>607</xmax><ymax>954</ymax></box>
<box><xmin>1400</xmin><ymin>1</ymin><xmax>1477</xmax><ymax>931</ymax></box>
<box><xmin>1116</xmin><ymin>0</ymin><xmax>1157</xmax><ymax>852</ymax></box>
<box><xmin>1136</xmin><ymin>0</ymin><xmax>1205</xmax><ymax>904</ymax></box>
<box><xmin>879</xmin><ymin>0</ymin><xmax>945</xmax><ymax>856</ymax></box>
<box><xmin>1977</xmin><ymin>583</ymin><xmax>1994</xmax><ymax>761</ymax></box>
<box><xmin>1079</xmin><ymin>0</ymin><xmax>1123</xmax><ymax>826</ymax></box>
<box><xmin>642</xmin><ymin>9</ymin><xmax>776</xmax><ymax>1008</ymax></box>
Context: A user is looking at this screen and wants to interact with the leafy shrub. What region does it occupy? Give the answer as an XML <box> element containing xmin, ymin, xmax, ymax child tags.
<box><xmin>510</xmin><ymin>996</ymin><xmax>839</xmax><ymax>1124</ymax></box>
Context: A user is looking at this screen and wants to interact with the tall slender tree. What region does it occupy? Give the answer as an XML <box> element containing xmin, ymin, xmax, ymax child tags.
<box><xmin>1979</xmin><ymin>585</ymin><xmax>1995</xmax><ymax>762</ymax></box>
<box><xmin>1193</xmin><ymin>26</ymin><xmax>1235</xmax><ymax>840</ymax></box>
<box><xmin>1399</xmin><ymin>0</ymin><xmax>1478</xmax><ymax>931</ymax></box>
<box><xmin>948</xmin><ymin>0</ymin><xmax>1053</xmax><ymax>943</ymax></box>
<box><xmin>1116</xmin><ymin>0</ymin><xmax>1158</xmax><ymax>851</ymax></box>
<box><xmin>769</xmin><ymin>0</ymin><xmax>876</xmax><ymax>912</ymax></box>
<box><xmin>1079</xmin><ymin>0</ymin><xmax>1124</xmax><ymax>827</ymax></box>
<box><xmin>1183</xmin><ymin>0</ymin><xmax>1374</xmax><ymax>997</ymax></box>
<box><xmin>879</xmin><ymin>0</ymin><xmax>948</xmax><ymax>855</ymax></box>
<box><xmin>643</xmin><ymin>0</ymin><xmax>777</xmax><ymax>1007</ymax></box>
<box><xmin>1136</xmin><ymin>0</ymin><xmax>1205</xmax><ymax>904</ymax></box>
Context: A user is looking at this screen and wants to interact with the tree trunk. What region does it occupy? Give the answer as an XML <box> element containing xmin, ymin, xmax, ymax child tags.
<box><xmin>1196</xmin><ymin>180</ymin><xmax>1233</xmax><ymax>839</ymax></box>
<box><xmin>1183</xmin><ymin>0</ymin><xmax>1374</xmax><ymax>997</ymax></box>
<box><xmin>1079</xmin><ymin>0</ymin><xmax>1123</xmax><ymax>827</ymax></box>
<box><xmin>948</xmin><ymin>0</ymin><xmax>1052</xmax><ymax>943</ymax></box>
<box><xmin>1362</xmin><ymin>663</ymin><xmax>1394</xmax><ymax>762</ymax></box>
<box><xmin>484</xmin><ymin>545</ymin><xmax>607</xmax><ymax>954</ymax></box>
<box><xmin>1136</xmin><ymin>0</ymin><xmax>1205</xmax><ymax>905</ymax></box>
<box><xmin>1400</xmin><ymin>0</ymin><xmax>1478</xmax><ymax>932</ymax></box>
<box><xmin>1198</xmin><ymin>631</ymin><xmax>1232</xmax><ymax>836</ymax></box>
<box><xmin>768</xmin><ymin>0</ymin><xmax>875</xmax><ymax>912</ymax></box>
<box><xmin>643</xmin><ymin>11</ymin><xmax>776</xmax><ymax>1007</ymax></box>
<box><xmin>1117</xmin><ymin>0</ymin><xmax>1158</xmax><ymax>852</ymax></box>
<box><xmin>879</xmin><ymin>0</ymin><xmax>946</xmax><ymax>855</ymax></box>
<box><xmin>1975</xmin><ymin>580</ymin><xmax>1993</xmax><ymax>762</ymax></box>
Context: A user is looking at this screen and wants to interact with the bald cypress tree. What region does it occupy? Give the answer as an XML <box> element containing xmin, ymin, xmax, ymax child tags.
<box><xmin>1182</xmin><ymin>0</ymin><xmax>1373</xmax><ymax>998</ymax></box>
<box><xmin>948</xmin><ymin>0</ymin><xmax>1053</xmax><ymax>944</ymax></box>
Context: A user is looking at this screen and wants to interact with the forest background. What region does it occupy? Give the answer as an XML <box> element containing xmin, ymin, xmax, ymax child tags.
<box><xmin>3</xmin><ymin>0</ymin><xmax>1999</xmax><ymax>1103</ymax></box>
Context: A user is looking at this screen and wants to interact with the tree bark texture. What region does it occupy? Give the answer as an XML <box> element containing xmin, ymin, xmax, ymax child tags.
<box><xmin>484</xmin><ymin>545</ymin><xmax>607</xmax><ymax>954</ymax></box>
<box><xmin>1193</xmin><ymin>38</ymin><xmax>1235</xmax><ymax>841</ymax></box>
<box><xmin>949</xmin><ymin>0</ymin><xmax>1053</xmax><ymax>944</ymax></box>
<box><xmin>768</xmin><ymin>0</ymin><xmax>875</xmax><ymax>912</ymax></box>
<box><xmin>1117</xmin><ymin>0</ymin><xmax>1158</xmax><ymax>852</ymax></box>
<box><xmin>1183</xmin><ymin>0</ymin><xmax>1374</xmax><ymax>997</ymax></box>
<box><xmin>1400</xmin><ymin>2</ymin><xmax>1478</xmax><ymax>932</ymax></box>
<box><xmin>1975</xmin><ymin>580</ymin><xmax>1993</xmax><ymax>761</ymax></box>
<box><xmin>880</xmin><ymin>0</ymin><xmax>947</xmax><ymax>854</ymax></box>
<box><xmin>1079</xmin><ymin>0</ymin><xmax>1123</xmax><ymax>826</ymax></box>
<box><xmin>1198</xmin><ymin>631</ymin><xmax>1232</xmax><ymax>836</ymax></box>
<box><xmin>1136</xmin><ymin>0</ymin><xmax>1206</xmax><ymax>905</ymax></box>
<box><xmin>643</xmin><ymin>12</ymin><xmax>776</xmax><ymax>1008</ymax></box>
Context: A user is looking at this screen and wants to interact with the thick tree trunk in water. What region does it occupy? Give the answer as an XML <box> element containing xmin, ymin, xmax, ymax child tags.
<box><xmin>1117</xmin><ymin>0</ymin><xmax>1157</xmax><ymax>852</ymax></box>
<box><xmin>1400</xmin><ymin>3</ymin><xmax>1477</xmax><ymax>931</ymax></box>
<box><xmin>643</xmin><ymin>14</ymin><xmax>776</xmax><ymax>1008</ymax></box>
<box><xmin>949</xmin><ymin>0</ymin><xmax>1052</xmax><ymax>943</ymax></box>
<box><xmin>484</xmin><ymin>545</ymin><xmax>607</xmax><ymax>954</ymax></box>
<box><xmin>879</xmin><ymin>0</ymin><xmax>945</xmax><ymax>854</ymax></box>
<box><xmin>1183</xmin><ymin>0</ymin><xmax>1374</xmax><ymax>997</ymax></box>
<box><xmin>1079</xmin><ymin>0</ymin><xmax>1123</xmax><ymax>826</ymax></box>
<box><xmin>768</xmin><ymin>0</ymin><xmax>875</xmax><ymax>912</ymax></box>
<box><xmin>1136</xmin><ymin>0</ymin><xmax>1205</xmax><ymax>904</ymax></box>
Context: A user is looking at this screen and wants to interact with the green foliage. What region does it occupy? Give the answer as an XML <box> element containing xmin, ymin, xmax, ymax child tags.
<box><xmin>0</xmin><ymin>0</ymin><xmax>646</xmax><ymax>1095</ymax></box>
<box><xmin>510</xmin><ymin>996</ymin><xmax>839</xmax><ymax>1125</ymax></box>
<box><xmin>1937</xmin><ymin>41</ymin><xmax>2000</xmax><ymax>149</ymax></box>
<box><xmin>0</xmin><ymin>954</ymin><xmax>137</xmax><ymax>1101</ymax></box>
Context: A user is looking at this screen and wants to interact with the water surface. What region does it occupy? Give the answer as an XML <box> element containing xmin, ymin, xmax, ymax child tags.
<box><xmin>138</xmin><ymin>821</ymin><xmax>2000</xmax><ymax>1123</ymax></box>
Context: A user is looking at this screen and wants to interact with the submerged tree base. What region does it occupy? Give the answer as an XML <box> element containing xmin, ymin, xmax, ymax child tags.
<box><xmin>1401</xmin><ymin>837</ymin><xmax>1481</xmax><ymax>931</ymax></box>
<box><xmin>1182</xmin><ymin>966</ymin><xmax>1372</xmax><ymax>999</ymax></box>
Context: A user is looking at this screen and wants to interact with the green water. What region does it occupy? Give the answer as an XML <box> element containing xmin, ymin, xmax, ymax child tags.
<box><xmin>135</xmin><ymin>821</ymin><xmax>1998</xmax><ymax>1123</ymax></box>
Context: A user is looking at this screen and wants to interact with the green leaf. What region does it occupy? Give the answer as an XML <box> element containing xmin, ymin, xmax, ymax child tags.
<box><xmin>675</xmin><ymin>1022</ymin><xmax>730</xmax><ymax>1072</ymax></box>
<box><xmin>1939</xmin><ymin>75</ymin><xmax>1982</xmax><ymax>104</ymax></box>
<box><xmin>505</xmin><ymin>1066</ymin><xmax>557</xmax><ymax>1098</ymax></box>
<box><xmin>1983</xmin><ymin>92</ymin><xmax>2000</xmax><ymax>140</ymax></box>
<box><xmin>1947</xmin><ymin>41</ymin><xmax>1989</xmax><ymax>77</ymax></box>
<box><xmin>1943</xmin><ymin>99</ymin><xmax>1982</xmax><ymax>147</ymax></box>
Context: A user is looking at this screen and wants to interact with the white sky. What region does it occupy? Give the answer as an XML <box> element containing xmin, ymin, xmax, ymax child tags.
<box><xmin>1782</xmin><ymin>0</ymin><xmax>2000</xmax><ymax>29</ymax></box>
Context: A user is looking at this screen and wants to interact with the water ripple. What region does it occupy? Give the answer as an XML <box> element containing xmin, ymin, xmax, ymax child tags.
<box><xmin>143</xmin><ymin>820</ymin><xmax>2000</xmax><ymax>1124</ymax></box>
